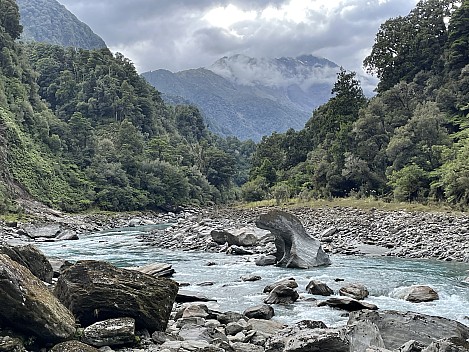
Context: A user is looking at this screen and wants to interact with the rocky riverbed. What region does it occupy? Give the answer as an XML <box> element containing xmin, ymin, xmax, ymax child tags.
<box><xmin>1</xmin><ymin>204</ymin><xmax>469</xmax><ymax>351</ymax></box>
<box><xmin>1</xmin><ymin>204</ymin><xmax>469</xmax><ymax>262</ymax></box>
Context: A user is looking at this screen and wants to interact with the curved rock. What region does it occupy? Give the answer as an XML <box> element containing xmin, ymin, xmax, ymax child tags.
<box><xmin>54</xmin><ymin>260</ymin><xmax>178</xmax><ymax>332</ymax></box>
<box><xmin>0</xmin><ymin>254</ymin><xmax>76</xmax><ymax>343</ymax></box>
<box><xmin>317</xmin><ymin>297</ymin><xmax>378</xmax><ymax>311</ymax></box>
<box><xmin>256</xmin><ymin>210</ymin><xmax>331</xmax><ymax>268</ymax></box>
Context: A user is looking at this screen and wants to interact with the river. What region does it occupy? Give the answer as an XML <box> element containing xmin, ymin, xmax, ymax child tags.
<box><xmin>35</xmin><ymin>224</ymin><xmax>469</xmax><ymax>328</ymax></box>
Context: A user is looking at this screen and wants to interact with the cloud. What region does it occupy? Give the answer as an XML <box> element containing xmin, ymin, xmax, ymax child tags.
<box><xmin>58</xmin><ymin>0</ymin><xmax>418</xmax><ymax>75</ymax></box>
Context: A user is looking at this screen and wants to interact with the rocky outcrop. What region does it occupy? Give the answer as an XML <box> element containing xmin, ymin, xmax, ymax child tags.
<box><xmin>348</xmin><ymin>310</ymin><xmax>469</xmax><ymax>350</ymax></box>
<box><xmin>0</xmin><ymin>254</ymin><xmax>76</xmax><ymax>343</ymax></box>
<box><xmin>54</xmin><ymin>260</ymin><xmax>178</xmax><ymax>332</ymax></box>
<box><xmin>264</xmin><ymin>285</ymin><xmax>299</xmax><ymax>305</ymax></box>
<box><xmin>0</xmin><ymin>243</ymin><xmax>53</xmax><ymax>283</ymax></box>
<box><xmin>256</xmin><ymin>210</ymin><xmax>331</xmax><ymax>268</ymax></box>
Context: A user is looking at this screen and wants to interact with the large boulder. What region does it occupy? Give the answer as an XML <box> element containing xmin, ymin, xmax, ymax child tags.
<box><xmin>53</xmin><ymin>260</ymin><xmax>178</xmax><ymax>332</ymax></box>
<box><xmin>256</xmin><ymin>210</ymin><xmax>331</xmax><ymax>268</ymax></box>
<box><xmin>348</xmin><ymin>310</ymin><xmax>469</xmax><ymax>350</ymax></box>
<box><xmin>264</xmin><ymin>285</ymin><xmax>299</xmax><ymax>305</ymax></box>
<box><xmin>0</xmin><ymin>254</ymin><xmax>76</xmax><ymax>343</ymax></box>
<box><xmin>82</xmin><ymin>317</ymin><xmax>136</xmax><ymax>347</ymax></box>
<box><xmin>0</xmin><ymin>243</ymin><xmax>53</xmax><ymax>283</ymax></box>
<box><xmin>244</xmin><ymin>304</ymin><xmax>275</xmax><ymax>320</ymax></box>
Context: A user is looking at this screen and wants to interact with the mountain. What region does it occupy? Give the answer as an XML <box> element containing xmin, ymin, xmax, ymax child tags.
<box><xmin>17</xmin><ymin>0</ymin><xmax>106</xmax><ymax>49</ymax></box>
<box><xmin>142</xmin><ymin>54</ymin><xmax>339</xmax><ymax>141</ymax></box>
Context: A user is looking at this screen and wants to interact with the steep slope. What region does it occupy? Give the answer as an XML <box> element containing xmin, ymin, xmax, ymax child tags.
<box><xmin>142</xmin><ymin>54</ymin><xmax>339</xmax><ymax>141</ymax></box>
<box><xmin>17</xmin><ymin>0</ymin><xmax>106</xmax><ymax>49</ymax></box>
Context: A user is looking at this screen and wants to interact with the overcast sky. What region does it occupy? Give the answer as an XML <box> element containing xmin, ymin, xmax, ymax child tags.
<box><xmin>57</xmin><ymin>0</ymin><xmax>419</xmax><ymax>75</ymax></box>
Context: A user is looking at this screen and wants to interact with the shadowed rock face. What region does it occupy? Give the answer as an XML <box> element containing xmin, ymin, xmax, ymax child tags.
<box><xmin>256</xmin><ymin>210</ymin><xmax>331</xmax><ymax>268</ymax></box>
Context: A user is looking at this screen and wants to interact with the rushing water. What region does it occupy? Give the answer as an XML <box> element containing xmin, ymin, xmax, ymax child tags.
<box><xmin>36</xmin><ymin>225</ymin><xmax>469</xmax><ymax>327</ymax></box>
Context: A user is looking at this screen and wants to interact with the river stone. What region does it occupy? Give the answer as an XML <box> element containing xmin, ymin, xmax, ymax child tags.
<box><xmin>348</xmin><ymin>310</ymin><xmax>469</xmax><ymax>350</ymax></box>
<box><xmin>306</xmin><ymin>280</ymin><xmax>334</xmax><ymax>296</ymax></box>
<box><xmin>422</xmin><ymin>337</ymin><xmax>469</xmax><ymax>351</ymax></box>
<box><xmin>53</xmin><ymin>260</ymin><xmax>178</xmax><ymax>332</ymax></box>
<box><xmin>49</xmin><ymin>340</ymin><xmax>99</xmax><ymax>352</ymax></box>
<box><xmin>217</xmin><ymin>311</ymin><xmax>247</xmax><ymax>325</ymax></box>
<box><xmin>395</xmin><ymin>285</ymin><xmax>439</xmax><ymax>302</ymax></box>
<box><xmin>126</xmin><ymin>262</ymin><xmax>175</xmax><ymax>277</ymax></box>
<box><xmin>0</xmin><ymin>243</ymin><xmax>53</xmax><ymax>283</ymax></box>
<box><xmin>244</xmin><ymin>304</ymin><xmax>275</xmax><ymax>320</ymax></box>
<box><xmin>347</xmin><ymin>319</ymin><xmax>386</xmax><ymax>352</ymax></box>
<box><xmin>82</xmin><ymin>317</ymin><xmax>136</xmax><ymax>347</ymax></box>
<box><xmin>265</xmin><ymin>326</ymin><xmax>349</xmax><ymax>352</ymax></box>
<box><xmin>317</xmin><ymin>297</ymin><xmax>378</xmax><ymax>311</ymax></box>
<box><xmin>231</xmin><ymin>342</ymin><xmax>265</xmax><ymax>352</ymax></box>
<box><xmin>256</xmin><ymin>210</ymin><xmax>331</xmax><ymax>268</ymax></box>
<box><xmin>247</xmin><ymin>318</ymin><xmax>286</xmax><ymax>336</ymax></box>
<box><xmin>264</xmin><ymin>284</ymin><xmax>299</xmax><ymax>305</ymax></box>
<box><xmin>255</xmin><ymin>255</ymin><xmax>277</xmax><ymax>266</ymax></box>
<box><xmin>0</xmin><ymin>335</ymin><xmax>27</xmax><ymax>352</ymax></box>
<box><xmin>0</xmin><ymin>254</ymin><xmax>76</xmax><ymax>343</ymax></box>
<box><xmin>211</xmin><ymin>227</ymin><xmax>270</xmax><ymax>247</ymax></box>
<box><xmin>264</xmin><ymin>277</ymin><xmax>298</xmax><ymax>293</ymax></box>
<box><xmin>339</xmin><ymin>283</ymin><xmax>369</xmax><ymax>300</ymax></box>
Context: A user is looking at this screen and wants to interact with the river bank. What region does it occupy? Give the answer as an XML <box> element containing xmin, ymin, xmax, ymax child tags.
<box><xmin>1</xmin><ymin>204</ymin><xmax>469</xmax><ymax>263</ymax></box>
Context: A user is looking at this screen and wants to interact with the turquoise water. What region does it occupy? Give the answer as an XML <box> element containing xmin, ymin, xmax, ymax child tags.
<box><xmin>36</xmin><ymin>225</ymin><xmax>469</xmax><ymax>327</ymax></box>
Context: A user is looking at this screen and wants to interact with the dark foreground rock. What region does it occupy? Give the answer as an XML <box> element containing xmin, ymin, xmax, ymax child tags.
<box><xmin>54</xmin><ymin>260</ymin><xmax>178</xmax><ymax>332</ymax></box>
<box><xmin>0</xmin><ymin>243</ymin><xmax>53</xmax><ymax>283</ymax></box>
<box><xmin>0</xmin><ymin>254</ymin><xmax>76</xmax><ymax>343</ymax></box>
<box><xmin>256</xmin><ymin>210</ymin><xmax>331</xmax><ymax>268</ymax></box>
<box><xmin>348</xmin><ymin>310</ymin><xmax>469</xmax><ymax>350</ymax></box>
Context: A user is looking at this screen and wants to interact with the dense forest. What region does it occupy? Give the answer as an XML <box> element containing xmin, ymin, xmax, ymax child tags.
<box><xmin>0</xmin><ymin>0</ymin><xmax>254</xmax><ymax>213</ymax></box>
<box><xmin>243</xmin><ymin>0</ymin><xmax>469</xmax><ymax>209</ymax></box>
<box><xmin>1</xmin><ymin>0</ymin><xmax>469</xmax><ymax>214</ymax></box>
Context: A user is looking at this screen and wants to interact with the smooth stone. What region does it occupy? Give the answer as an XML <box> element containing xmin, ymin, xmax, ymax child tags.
<box><xmin>306</xmin><ymin>280</ymin><xmax>334</xmax><ymax>296</ymax></box>
<box><xmin>82</xmin><ymin>317</ymin><xmax>136</xmax><ymax>347</ymax></box>
<box><xmin>339</xmin><ymin>283</ymin><xmax>369</xmax><ymax>300</ymax></box>
<box><xmin>243</xmin><ymin>304</ymin><xmax>274</xmax><ymax>320</ymax></box>
<box><xmin>317</xmin><ymin>297</ymin><xmax>378</xmax><ymax>311</ymax></box>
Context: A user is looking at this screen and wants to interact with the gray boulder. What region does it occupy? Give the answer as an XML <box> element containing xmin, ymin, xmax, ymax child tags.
<box><xmin>256</xmin><ymin>210</ymin><xmax>331</xmax><ymax>268</ymax></box>
<box><xmin>264</xmin><ymin>277</ymin><xmax>298</xmax><ymax>293</ymax></box>
<box><xmin>306</xmin><ymin>280</ymin><xmax>334</xmax><ymax>296</ymax></box>
<box><xmin>82</xmin><ymin>317</ymin><xmax>136</xmax><ymax>347</ymax></box>
<box><xmin>0</xmin><ymin>254</ymin><xmax>76</xmax><ymax>343</ymax></box>
<box><xmin>255</xmin><ymin>255</ymin><xmax>277</xmax><ymax>266</ymax></box>
<box><xmin>339</xmin><ymin>283</ymin><xmax>369</xmax><ymax>300</ymax></box>
<box><xmin>348</xmin><ymin>310</ymin><xmax>469</xmax><ymax>350</ymax></box>
<box><xmin>394</xmin><ymin>285</ymin><xmax>439</xmax><ymax>302</ymax></box>
<box><xmin>0</xmin><ymin>243</ymin><xmax>53</xmax><ymax>283</ymax></box>
<box><xmin>265</xmin><ymin>324</ymin><xmax>349</xmax><ymax>352</ymax></box>
<box><xmin>211</xmin><ymin>227</ymin><xmax>271</xmax><ymax>247</ymax></box>
<box><xmin>317</xmin><ymin>297</ymin><xmax>378</xmax><ymax>311</ymax></box>
<box><xmin>244</xmin><ymin>304</ymin><xmax>275</xmax><ymax>320</ymax></box>
<box><xmin>264</xmin><ymin>284</ymin><xmax>299</xmax><ymax>305</ymax></box>
<box><xmin>50</xmin><ymin>341</ymin><xmax>99</xmax><ymax>352</ymax></box>
<box><xmin>54</xmin><ymin>260</ymin><xmax>178</xmax><ymax>332</ymax></box>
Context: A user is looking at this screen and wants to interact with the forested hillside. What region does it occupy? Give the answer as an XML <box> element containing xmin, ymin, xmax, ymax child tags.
<box><xmin>17</xmin><ymin>0</ymin><xmax>106</xmax><ymax>49</ymax></box>
<box><xmin>0</xmin><ymin>0</ymin><xmax>254</xmax><ymax>213</ymax></box>
<box><xmin>244</xmin><ymin>0</ymin><xmax>469</xmax><ymax>209</ymax></box>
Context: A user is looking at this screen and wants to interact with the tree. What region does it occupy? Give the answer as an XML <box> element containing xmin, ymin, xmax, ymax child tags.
<box><xmin>0</xmin><ymin>0</ymin><xmax>22</xmax><ymax>40</ymax></box>
<box><xmin>447</xmin><ymin>0</ymin><xmax>469</xmax><ymax>72</ymax></box>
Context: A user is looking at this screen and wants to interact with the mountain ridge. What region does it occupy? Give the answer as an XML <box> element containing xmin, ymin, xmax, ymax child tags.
<box><xmin>17</xmin><ymin>0</ymin><xmax>106</xmax><ymax>49</ymax></box>
<box><xmin>142</xmin><ymin>54</ymin><xmax>339</xmax><ymax>141</ymax></box>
